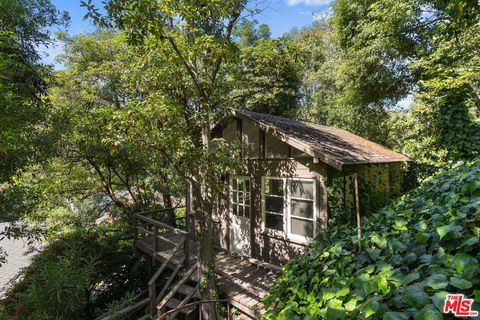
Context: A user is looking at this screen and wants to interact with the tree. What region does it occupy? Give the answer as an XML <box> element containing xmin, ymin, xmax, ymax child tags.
<box><xmin>49</xmin><ymin>31</ymin><xmax>184</xmax><ymax>224</ymax></box>
<box><xmin>234</xmin><ymin>19</ymin><xmax>271</xmax><ymax>46</ymax></box>
<box><xmin>82</xmin><ymin>1</ymin><xmax>246</xmax><ymax>317</ymax></box>
<box><xmin>226</xmin><ymin>37</ymin><xmax>301</xmax><ymax>116</ymax></box>
<box><xmin>331</xmin><ymin>0</ymin><xmax>480</xmax><ymax>166</ymax></box>
<box><xmin>0</xmin><ymin>0</ymin><xmax>68</xmax><ymax>266</ymax></box>
<box><xmin>0</xmin><ymin>0</ymin><xmax>69</xmax><ymax>182</ymax></box>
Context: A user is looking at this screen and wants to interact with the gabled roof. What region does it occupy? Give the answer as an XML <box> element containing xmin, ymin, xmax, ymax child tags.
<box><xmin>233</xmin><ymin>109</ymin><xmax>410</xmax><ymax>171</ymax></box>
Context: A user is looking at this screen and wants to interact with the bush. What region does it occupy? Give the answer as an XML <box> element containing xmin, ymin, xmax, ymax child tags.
<box><xmin>262</xmin><ymin>160</ymin><xmax>480</xmax><ymax>319</ymax></box>
<box><xmin>1</xmin><ymin>223</ymin><xmax>150</xmax><ymax>320</ymax></box>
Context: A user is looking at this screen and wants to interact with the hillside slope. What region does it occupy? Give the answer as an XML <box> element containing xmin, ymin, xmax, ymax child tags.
<box><xmin>262</xmin><ymin>161</ymin><xmax>480</xmax><ymax>319</ymax></box>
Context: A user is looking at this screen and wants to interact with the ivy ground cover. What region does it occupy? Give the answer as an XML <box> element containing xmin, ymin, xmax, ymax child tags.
<box><xmin>262</xmin><ymin>160</ymin><xmax>480</xmax><ymax>319</ymax></box>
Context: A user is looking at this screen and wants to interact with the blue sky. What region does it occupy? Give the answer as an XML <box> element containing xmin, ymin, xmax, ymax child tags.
<box><xmin>43</xmin><ymin>0</ymin><xmax>331</xmax><ymax>65</ymax></box>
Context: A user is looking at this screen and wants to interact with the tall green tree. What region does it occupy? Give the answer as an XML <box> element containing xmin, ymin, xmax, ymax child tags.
<box><xmin>331</xmin><ymin>0</ymin><xmax>480</xmax><ymax>166</ymax></box>
<box><xmin>49</xmin><ymin>31</ymin><xmax>184</xmax><ymax>223</ymax></box>
<box><xmin>0</xmin><ymin>0</ymin><xmax>68</xmax><ymax>182</ymax></box>
<box><xmin>226</xmin><ymin>36</ymin><xmax>301</xmax><ymax>116</ymax></box>
<box><xmin>82</xmin><ymin>1</ymin><xmax>246</xmax><ymax>317</ymax></box>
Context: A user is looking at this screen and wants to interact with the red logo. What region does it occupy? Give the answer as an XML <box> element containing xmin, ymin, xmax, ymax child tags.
<box><xmin>443</xmin><ymin>294</ymin><xmax>478</xmax><ymax>317</ymax></box>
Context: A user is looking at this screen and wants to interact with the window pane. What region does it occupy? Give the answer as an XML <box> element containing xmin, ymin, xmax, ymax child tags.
<box><xmin>238</xmin><ymin>191</ymin><xmax>244</xmax><ymax>204</ymax></box>
<box><xmin>291</xmin><ymin>180</ymin><xmax>314</xmax><ymax>199</ymax></box>
<box><xmin>266</xmin><ymin>213</ymin><xmax>283</xmax><ymax>231</ymax></box>
<box><xmin>266</xmin><ymin>196</ymin><xmax>283</xmax><ymax>213</ymax></box>
<box><xmin>245</xmin><ymin>193</ymin><xmax>250</xmax><ymax>206</ymax></box>
<box><xmin>244</xmin><ymin>206</ymin><xmax>250</xmax><ymax>219</ymax></box>
<box><xmin>291</xmin><ymin>199</ymin><xmax>313</xmax><ymax>219</ymax></box>
<box><xmin>233</xmin><ymin>205</ymin><xmax>237</xmax><ymax>216</ymax></box>
<box><xmin>238</xmin><ymin>205</ymin><xmax>244</xmax><ymax>217</ymax></box>
<box><xmin>266</xmin><ymin>179</ymin><xmax>284</xmax><ymax>196</ymax></box>
<box><xmin>291</xmin><ymin>218</ymin><xmax>313</xmax><ymax>237</ymax></box>
<box><xmin>244</xmin><ymin>179</ymin><xmax>250</xmax><ymax>192</ymax></box>
<box><xmin>232</xmin><ymin>178</ymin><xmax>237</xmax><ymax>190</ymax></box>
<box><xmin>232</xmin><ymin>191</ymin><xmax>237</xmax><ymax>204</ymax></box>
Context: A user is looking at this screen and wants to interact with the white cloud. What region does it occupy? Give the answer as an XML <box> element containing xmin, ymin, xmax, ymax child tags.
<box><xmin>287</xmin><ymin>0</ymin><xmax>331</xmax><ymax>6</ymax></box>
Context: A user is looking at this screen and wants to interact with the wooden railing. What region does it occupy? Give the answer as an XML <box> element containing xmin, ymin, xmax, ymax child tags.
<box><xmin>157</xmin><ymin>299</ymin><xmax>232</xmax><ymax>320</ymax></box>
<box><xmin>134</xmin><ymin>210</ymin><xmax>190</xmax><ymax>269</ymax></box>
<box><xmin>148</xmin><ymin>240</ymin><xmax>186</xmax><ymax>314</ymax></box>
<box><xmin>156</xmin><ymin>262</ymin><xmax>199</xmax><ymax>316</ymax></box>
<box><xmin>133</xmin><ymin>208</ymin><xmax>193</xmax><ymax>316</ymax></box>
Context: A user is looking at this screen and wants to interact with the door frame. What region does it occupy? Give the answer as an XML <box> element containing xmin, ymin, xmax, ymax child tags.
<box><xmin>229</xmin><ymin>175</ymin><xmax>252</xmax><ymax>257</ymax></box>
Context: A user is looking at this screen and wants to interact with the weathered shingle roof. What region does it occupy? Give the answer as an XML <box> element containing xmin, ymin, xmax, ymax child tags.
<box><xmin>234</xmin><ymin>110</ymin><xmax>409</xmax><ymax>170</ymax></box>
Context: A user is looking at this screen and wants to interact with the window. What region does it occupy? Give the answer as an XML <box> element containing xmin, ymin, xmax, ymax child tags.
<box><xmin>262</xmin><ymin>177</ymin><xmax>317</xmax><ymax>241</ymax></box>
<box><xmin>264</xmin><ymin>178</ymin><xmax>285</xmax><ymax>231</ymax></box>
<box><xmin>231</xmin><ymin>177</ymin><xmax>250</xmax><ymax>218</ymax></box>
<box><xmin>290</xmin><ymin>180</ymin><xmax>314</xmax><ymax>238</ymax></box>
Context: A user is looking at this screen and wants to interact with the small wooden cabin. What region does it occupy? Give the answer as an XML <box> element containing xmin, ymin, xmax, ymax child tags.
<box><xmin>204</xmin><ymin>110</ymin><xmax>409</xmax><ymax>265</ymax></box>
<box><xmin>132</xmin><ymin>110</ymin><xmax>409</xmax><ymax>319</ymax></box>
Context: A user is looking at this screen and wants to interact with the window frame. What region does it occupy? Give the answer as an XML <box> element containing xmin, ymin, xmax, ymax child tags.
<box><xmin>230</xmin><ymin>176</ymin><xmax>251</xmax><ymax>220</ymax></box>
<box><xmin>261</xmin><ymin>176</ymin><xmax>317</xmax><ymax>243</ymax></box>
<box><xmin>261</xmin><ymin>177</ymin><xmax>287</xmax><ymax>236</ymax></box>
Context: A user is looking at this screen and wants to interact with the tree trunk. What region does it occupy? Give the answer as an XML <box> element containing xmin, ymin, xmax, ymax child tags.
<box><xmin>198</xmin><ymin>207</ymin><xmax>219</xmax><ymax>319</ymax></box>
<box><xmin>162</xmin><ymin>191</ymin><xmax>175</xmax><ymax>227</ymax></box>
<box><xmin>196</xmin><ymin>123</ymin><xmax>220</xmax><ymax>320</ymax></box>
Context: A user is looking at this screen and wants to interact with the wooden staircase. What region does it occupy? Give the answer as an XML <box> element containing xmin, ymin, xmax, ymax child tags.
<box><xmin>154</xmin><ymin>263</ymin><xmax>199</xmax><ymax>319</ymax></box>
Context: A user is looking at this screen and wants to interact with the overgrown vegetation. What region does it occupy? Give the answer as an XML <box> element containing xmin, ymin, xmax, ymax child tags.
<box><xmin>263</xmin><ymin>160</ymin><xmax>480</xmax><ymax>319</ymax></box>
<box><xmin>0</xmin><ymin>223</ymin><xmax>150</xmax><ymax>320</ymax></box>
<box><xmin>1</xmin><ymin>0</ymin><xmax>479</xmax><ymax>318</ymax></box>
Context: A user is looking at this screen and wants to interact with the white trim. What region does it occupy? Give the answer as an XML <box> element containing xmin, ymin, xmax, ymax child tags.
<box><xmin>261</xmin><ymin>176</ymin><xmax>287</xmax><ymax>238</ymax></box>
<box><xmin>261</xmin><ymin>176</ymin><xmax>317</xmax><ymax>243</ymax></box>
<box><xmin>229</xmin><ymin>176</ymin><xmax>252</xmax><ymax>256</ymax></box>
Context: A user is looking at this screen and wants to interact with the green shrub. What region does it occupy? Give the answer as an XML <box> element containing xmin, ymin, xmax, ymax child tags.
<box><xmin>2</xmin><ymin>223</ymin><xmax>150</xmax><ymax>320</ymax></box>
<box><xmin>263</xmin><ymin>160</ymin><xmax>480</xmax><ymax>319</ymax></box>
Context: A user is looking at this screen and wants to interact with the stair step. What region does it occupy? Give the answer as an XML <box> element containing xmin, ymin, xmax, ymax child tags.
<box><xmin>178</xmin><ymin>284</ymin><xmax>197</xmax><ymax>297</ymax></box>
<box><xmin>166</xmin><ymin>297</ymin><xmax>181</xmax><ymax>309</ymax></box>
<box><xmin>165</xmin><ymin>297</ymin><xmax>197</xmax><ymax>315</ymax></box>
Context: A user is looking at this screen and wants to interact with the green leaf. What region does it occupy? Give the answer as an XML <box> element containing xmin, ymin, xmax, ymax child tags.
<box><xmin>474</xmin><ymin>290</ymin><xmax>480</xmax><ymax>303</ymax></box>
<box><xmin>414</xmin><ymin>305</ymin><xmax>442</xmax><ymax>320</ymax></box>
<box><xmin>450</xmin><ymin>277</ymin><xmax>473</xmax><ymax>289</ymax></box>
<box><xmin>363</xmin><ymin>279</ymin><xmax>377</xmax><ymax>296</ymax></box>
<box><xmin>431</xmin><ymin>291</ymin><xmax>448</xmax><ymax>311</ymax></box>
<box><xmin>277</xmin><ymin>306</ymin><xmax>299</xmax><ymax>320</ymax></box>
<box><xmin>335</xmin><ymin>287</ymin><xmax>350</xmax><ymax>298</ymax></box>
<box><xmin>372</xmin><ymin>234</ymin><xmax>388</xmax><ymax>249</ymax></box>
<box><xmin>402</xmin><ymin>284</ymin><xmax>429</xmax><ymax>308</ymax></box>
<box><xmin>436</xmin><ymin>223</ymin><xmax>462</xmax><ymax>240</ymax></box>
<box><xmin>461</xmin><ymin>236</ymin><xmax>479</xmax><ymax>248</ymax></box>
<box><xmin>344</xmin><ymin>298</ymin><xmax>357</xmax><ymax>312</ymax></box>
<box><xmin>384</xmin><ymin>311</ymin><xmax>409</xmax><ymax>320</ymax></box>
<box><xmin>401</xmin><ymin>272</ymin><xmax>420</xmax><ymax>286</ymax></box>
<box><xmin>330</xmin><ymin>243</ymin><xmax>343</xmax><ymax>256</ymax></box>
<box><xmin>362</xmin><ymin>297</ymin><xmax>380</xmax><ymax>318</ymax></box>
<box><xmin>325</xmin><ymin>299</ymin><xmax>346</xmax><ymax>320</ymax></box>
<box><xmin>377</xmin><ymin>275</ymin><xmax>390</xmax><ymax>294</ymax></box>
<box><xmin>454</xmin><ymin>253</ymin><xmax>476</xmax><ymax>277</ymax></box>
<box><xmin>366</xmin><ymin>247</ymin><xmax>381</xmax><ymax>261</ymax></box>
<box><xmin>424</xmin><ymin>274</ymin><xmax>448</xmax><ymax>289</ymax></box>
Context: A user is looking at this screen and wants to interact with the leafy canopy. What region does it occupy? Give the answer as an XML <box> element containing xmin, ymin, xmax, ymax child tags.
<box><xmin>0</xmin><ymin>0</ymin><xmax>68</xmax><ymax>182</ymax></box>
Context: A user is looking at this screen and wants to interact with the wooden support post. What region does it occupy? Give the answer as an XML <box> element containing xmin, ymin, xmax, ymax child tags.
<box><xmin>354</xmin><ymin>173</ymin><xmax>361</xmax><ymax>252</ymax></box>
<box><xmin>149</xmin><ymin>281</ymin><xmax>156</xmax><ymax>315</ymax></box>
<box><xmin>185</xmin><ymin>188</ymin><xmax>190</xmax><ymax>236</ymax></box>
<box><xmin>154</xmin><ymin>225</ymin><xmax>159</xmax><ymax>255</ymax></box>
<box><xmin>133</xmin><ymin>216</ymin><xmax>138</xmax><ymax>242</ymax></box>
<box><xmin>184</xmin><ymin>233</ymin><xmax>190</xmax><ymax>269</ymax></box>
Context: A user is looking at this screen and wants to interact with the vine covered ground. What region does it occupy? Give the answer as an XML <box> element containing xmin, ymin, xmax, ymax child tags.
<box><xmin>263</xmin><ymin>160</ymin><xmax>480</xmax><ymax>319</ymax></box>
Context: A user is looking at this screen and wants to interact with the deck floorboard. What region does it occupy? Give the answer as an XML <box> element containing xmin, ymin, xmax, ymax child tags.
<box><xmin>135</xmin><ymin>233</ymin><xmax>279</xmax><ymax>318</ymax></box>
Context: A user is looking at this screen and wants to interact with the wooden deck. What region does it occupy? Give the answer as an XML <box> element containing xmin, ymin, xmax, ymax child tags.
<box><xmin>135</xmin><ymin>233</ymin><xmax>279</xmax><ymax>319</ymax></box>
